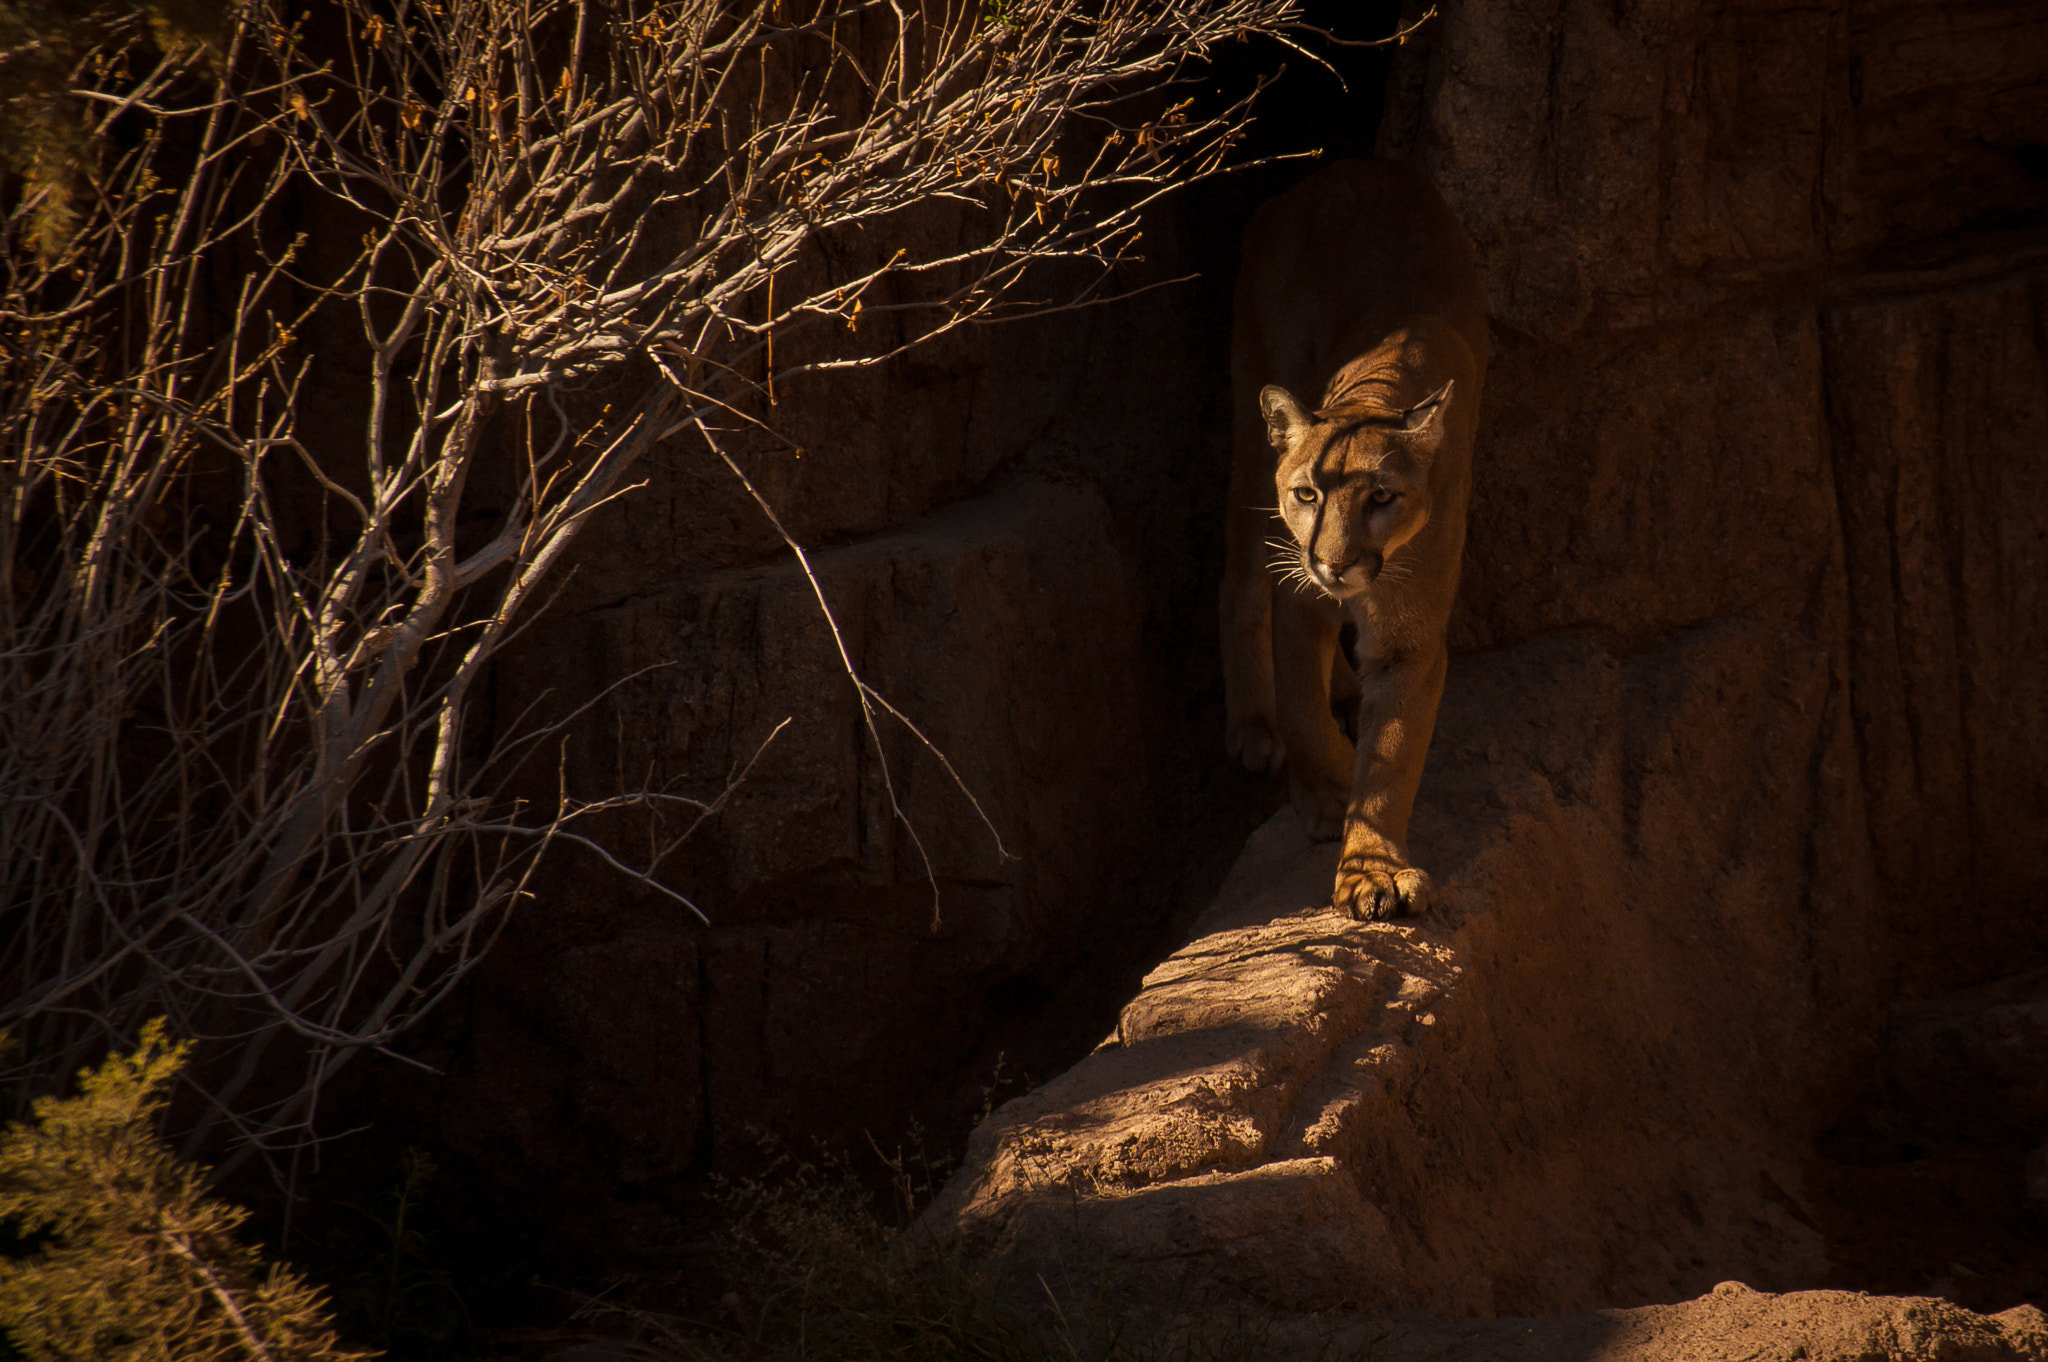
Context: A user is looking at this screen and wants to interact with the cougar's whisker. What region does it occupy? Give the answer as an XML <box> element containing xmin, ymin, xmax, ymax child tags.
<box><xmin>1268</xmin><ymin>550</ymin><xmax>1321</xmax><ymax>597</ymax></box>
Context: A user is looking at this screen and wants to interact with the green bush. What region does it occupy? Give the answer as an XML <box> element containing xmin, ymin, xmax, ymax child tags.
<box><xmin>0</xmin><ymin>1020</ymin><xmax>371</xmax><ymax>1362</ymax></box>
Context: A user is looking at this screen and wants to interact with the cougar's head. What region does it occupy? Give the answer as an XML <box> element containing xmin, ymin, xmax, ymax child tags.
<box><xmin>1261</xmin><ymin>380</ymin><xmax>1452</xmax><ymax>601</ymax></box>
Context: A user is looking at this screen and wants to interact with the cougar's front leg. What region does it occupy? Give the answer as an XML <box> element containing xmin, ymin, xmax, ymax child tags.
<box><xmin>1335</xmin><ymin>644</ymin><xmax>1448</xmax><ymax>920</ymax></box>
<box><xmin>1271</xmin><ymin>579</ymin><xmax>1352</xmax><ymax>841</ymax></box>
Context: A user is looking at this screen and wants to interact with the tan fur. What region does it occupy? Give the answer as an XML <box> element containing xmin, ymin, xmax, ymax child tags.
<box><xmin>1221</xmin><ymin>160</ymin><xmax>1489</xmax><ymax>920</ymax></box>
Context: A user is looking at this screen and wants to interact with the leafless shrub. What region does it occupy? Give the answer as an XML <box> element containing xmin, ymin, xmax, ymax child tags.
<box><xmin>1</xmin><ymin>0</ymin><xmax>1311</xmax><ymax>1184</ymax></box>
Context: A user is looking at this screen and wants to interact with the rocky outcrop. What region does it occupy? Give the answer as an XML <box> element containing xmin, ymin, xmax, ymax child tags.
<box><xmin>1363</xmin><ymin>1289</ymin><xmax>2048</xmax><ymax>1362</ymax></box>
<box><xmin>929</xmin><ymin>620</ymin><xmax>1866</xmax><ymax>1314</ymax></box>
<box><xmin>922</xmin><ymin>0</ymin><xmax>2048</xmax><ymax>1322</ymax></box>
<box><xmin>1381</xmin><ymin>0</ymin><xmax>2048</xmax><ymax>346</ymax></box>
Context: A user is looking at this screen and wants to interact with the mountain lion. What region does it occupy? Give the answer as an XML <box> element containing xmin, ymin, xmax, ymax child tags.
<box><xmin>1221</xmin><ymin>160</ymin><xmax>1489</xmax><ymax>920</ymax></box>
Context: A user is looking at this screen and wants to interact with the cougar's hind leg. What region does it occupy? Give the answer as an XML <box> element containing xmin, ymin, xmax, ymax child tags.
<box><xmin>1223</xmin><ymin>333</ymin><xmax>1284</xmax><ymax>771</ymax></box>
<box><xmin>1272</xmin><ymin>579</ymin><xmax>1352</xmax><ymax>841</ymax></box>
<box><xmin>1330</xmin><ymin>621</ymin><xmax>1362</xmax><ymax>739</ymax></box>
<box><xmin>1221</xmin><ymin>497</ymin><xmax>1282</xmax><ymax>772</ymax></box>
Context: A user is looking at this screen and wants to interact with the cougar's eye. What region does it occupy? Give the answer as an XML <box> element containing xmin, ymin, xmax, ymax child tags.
<box><xmin>1370</xmin><ymin>487</ymin><xmax>1396</xmax><ymax>505</ymax></box>
<box><xmin>1292</xmin><ymin>486</ymin><xmax>1318</xmax><ymax>505</ymax></box>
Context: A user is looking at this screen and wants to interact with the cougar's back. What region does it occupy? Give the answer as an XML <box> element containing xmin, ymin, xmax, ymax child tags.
<box><xmin>1234</xmin><ymin>160</ymin><xmax>1490</xmax><ymax>411</ymax></box>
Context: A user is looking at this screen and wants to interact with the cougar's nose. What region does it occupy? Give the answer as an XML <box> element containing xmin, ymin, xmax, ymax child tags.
<box><xmin>1316</xmin><ymin>552</ymin><xmax>1382</xmax><ymax>592</ymax></box>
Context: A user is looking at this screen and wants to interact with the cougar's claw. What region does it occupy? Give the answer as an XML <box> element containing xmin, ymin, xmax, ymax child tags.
<box><xmin>1335</xmin><ymin>858</ymin><xmax>1432</xmax><ymax>921</ymax></box>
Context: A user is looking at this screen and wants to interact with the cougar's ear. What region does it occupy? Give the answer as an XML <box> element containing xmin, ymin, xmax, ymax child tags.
<box><xmin>1401</xmin><ymin>380</ymin><xmax>1454</xmax><ymax>455</ymax></box>
<box><xmin>1260</xmin><ymin>385</ymin><xmax>1312</xmax><ymax>454</ymax></box>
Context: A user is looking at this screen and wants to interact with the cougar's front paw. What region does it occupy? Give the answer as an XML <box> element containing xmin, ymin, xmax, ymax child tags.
<box><xmin>1227</xmin><ymin>715</ymin><xmax>1285</xmax><ymax>774</ymax></box>
<box><xmin>1334</xmin><ymin>857</ymin><xmax>1432</xmax><ymax>921</ymax></box>
<box><xmin>1288</xmin><ymin>775</ymin><xmax>1348</xmax><ymax>842</ymax></box>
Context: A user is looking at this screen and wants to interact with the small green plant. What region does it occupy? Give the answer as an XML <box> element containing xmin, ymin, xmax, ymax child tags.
<box><xmin>982</xmin><ymin>0</ymin><xmax>1020</xmax><ymax>35</ymax></box>
<box><xmin>312</xmin><ymin>1148</ymin><xmax>477</xmax><ymax>1361</ymax></box>
<box><xmin>0</xmin><ymin>1020</ymin><xmax>371</xmax><ymax>1362</ymax></box>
